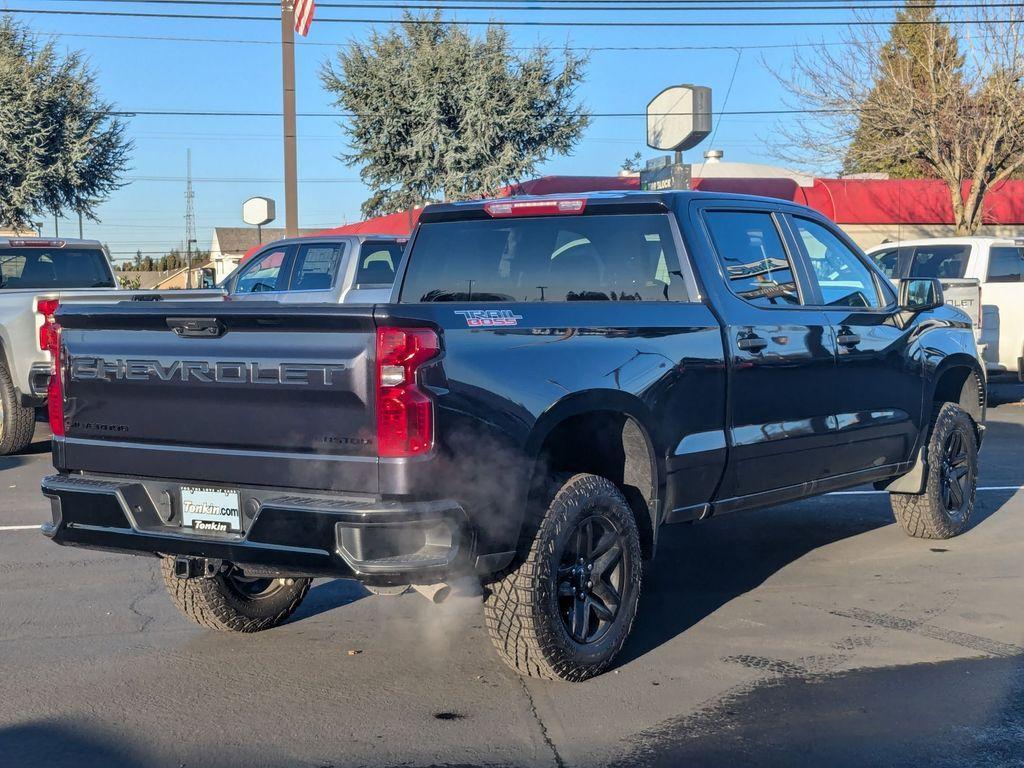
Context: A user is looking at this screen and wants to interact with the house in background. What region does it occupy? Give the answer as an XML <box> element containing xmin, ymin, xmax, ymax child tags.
<box><xmin>209</xmin><ymin>227</ymin><xmax>318</xmax><ymax>282</ymax></box>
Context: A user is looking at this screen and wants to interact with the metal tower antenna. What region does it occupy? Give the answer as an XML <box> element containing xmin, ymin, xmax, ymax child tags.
<box><xmin>185</xmin><ymin>149</ymin><xmax>196</xmax><ymax>289</ymax></box>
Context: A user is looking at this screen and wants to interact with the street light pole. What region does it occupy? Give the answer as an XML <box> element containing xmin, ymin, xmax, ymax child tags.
<box><xmin>281</xmin><ymin>0</ymin><xmax>299</xmax><ymax>238</ymax></box>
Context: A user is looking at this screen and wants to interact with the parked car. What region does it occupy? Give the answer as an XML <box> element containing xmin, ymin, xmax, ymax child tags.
<box><xmin>220</xmin><ymin>234</ymin><xmax>407</xmax><ymax>304</ymax></box>
<box><xmin>42</xmin><ymin>192</ymin><xmax>985</xmax><ymax>681</ymax></box>
<box><xmin>866</xmin><ymin>237</ymin><xmax>1023</xmax><ymax>378</ymax></box>
<box><xmin>0</xmin><ymin>237</ymin><xmax>219</xmax><ymax>455</ymax></box>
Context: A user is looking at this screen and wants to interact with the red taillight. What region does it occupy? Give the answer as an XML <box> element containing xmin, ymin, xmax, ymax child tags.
<box><xmin>37</xmin><ymin>298</ymin><xmax>60</xmax><ymax>351</ymax></box>
<box><xmin>42</xmin><ymin>304</ymin><xmax>64</xmax><ymax>437</ymax></box>
<box><xmin>376</xmin><ymin>326</ymin><xmax>439</xmax><ymax>458</ymax></box>
<box><xmin>483</xmin><ymin>198</ymin><xmax>586</xmax><ymax>218</ymax></box>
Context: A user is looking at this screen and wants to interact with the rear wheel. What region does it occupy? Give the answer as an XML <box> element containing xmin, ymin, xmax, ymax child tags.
<box><xmin>891</xmin><ymin>403</ymin><xmax>978</xmax><ymax>539</ymax></box>
<box><xmin>160</xmin><ymin>557</ymin><xmax>311</xmax><ymax>632</ymax></box>
<box><xmin>0</xmin><ymin>361</ymin><xmax>36</xmax><ymax>456</ymax></box>
<box><xmin>484</xmin><ymin>473</ymin><xmax>642</xmax><ymax>682</ymax></box>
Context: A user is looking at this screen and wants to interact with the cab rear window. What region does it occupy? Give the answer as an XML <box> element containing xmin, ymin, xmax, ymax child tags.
<box><xmin>0</xmin><ymin>247</ymin><xmax>114</xmax><ymax>289</ymax></box>
<box><xmin>399</xmin><ymin>214</ymin><xmax>687</xmax><ymax>303</ymax></box>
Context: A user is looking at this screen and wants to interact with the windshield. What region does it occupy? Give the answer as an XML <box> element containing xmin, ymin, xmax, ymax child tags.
<box><xmin>0</xmin><ymin>247</ymin><xmax>114</xmax><ymax>289</ymax></box>
<box><xmin>907</xmin><ymin>244</ymin><xmax>971</xmax><ymax>279</ymax></box>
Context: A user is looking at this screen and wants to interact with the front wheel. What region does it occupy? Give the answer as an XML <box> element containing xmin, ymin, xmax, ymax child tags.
<box><xmin>484</xmin><ymin>473</ymin><xmax>643</xmax><ymax>682</ymax></box>
<box><xmin>160</xmin><ymin>557</ymin><xmax>311</xmax><ymax>632</ymax></box>
<box><xmin>891</xmin><ymin>403</ymin><xmax>978</xmax><ymax>539</ymax></box>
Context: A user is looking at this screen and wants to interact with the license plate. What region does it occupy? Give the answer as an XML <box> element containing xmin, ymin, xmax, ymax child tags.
<box><xmin>181</xmin><ymin>486</ymin><xmax>241</xmax><ymax>533</ymax></box>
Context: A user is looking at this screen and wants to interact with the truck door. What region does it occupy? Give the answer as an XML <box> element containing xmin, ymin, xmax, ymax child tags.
<box><xmin>783</xmin><ymin>214</ymin><xmax>923</xmax><ymax>475</ymax></box>
<box><xmin>693</xmin><ymin>203</ymin><xmax>837</xmax><ymax>500</ymax></box>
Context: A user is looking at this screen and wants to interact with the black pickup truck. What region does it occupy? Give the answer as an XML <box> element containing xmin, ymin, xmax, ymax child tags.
<box><xmin>42</xmin><ymin>191</ymin><xmax>985</xmax><ymax>681</ymax></box>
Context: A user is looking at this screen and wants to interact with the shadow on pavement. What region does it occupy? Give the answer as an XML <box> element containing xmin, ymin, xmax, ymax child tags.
<box><xmin>0</xmin><ymin>721</ymin><xmax>147</xmax><ymax>767</ymax></box>
<box><xmin>610</xmin><ymin>654</ymin><xmax>1024</xmax><ymax>768</ymax></box>
<box><xmin>618</xmin><ymin>406</ymin><xmax>1024</xmax><ymax>667</ymax></box>
<box><xmin>288</xmin><ymin>576</ymin><xmax>370</xmax><ymax>622</ymax></box>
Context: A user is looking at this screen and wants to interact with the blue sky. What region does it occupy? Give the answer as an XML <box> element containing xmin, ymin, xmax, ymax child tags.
<box><xmin>20</xmin><ymin>1</ymin><xmax>878</xmax><ymax>262</ymax></box>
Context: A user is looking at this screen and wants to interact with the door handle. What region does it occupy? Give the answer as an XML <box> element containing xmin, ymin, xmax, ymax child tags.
<box><xmin>737</xmin><ymin>334</ymin><xmax>769</xmax><ymax>352</ymax></box>
<box><xmin>836</xmin><ymin>332</ymin><xmax>861</xmax><ymax>347</ymax></box>
<box><xmin>167</xmin><ymin>317</ymin><xmax>224</xmax><ymax>338</ymax></box>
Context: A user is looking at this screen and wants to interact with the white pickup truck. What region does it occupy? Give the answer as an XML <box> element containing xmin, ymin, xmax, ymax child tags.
<box><xmin>0</xmin><ymin>237</ymin><xmax>220</xmax><ymax>455</ymax></box>
<box><xmin>865</xmin><ymin>238</ymin><xmax>1023</xmax><ymax>375</ymax></box>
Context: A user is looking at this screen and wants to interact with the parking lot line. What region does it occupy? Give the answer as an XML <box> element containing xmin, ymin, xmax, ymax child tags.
<box><xmin>0</xmin><ymin>524</ymin><xmax>42</xmax><ymax>532</ymax></box>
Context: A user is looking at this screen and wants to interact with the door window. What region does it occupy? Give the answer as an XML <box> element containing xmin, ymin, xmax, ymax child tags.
<box><xmin>233</xmin><ymin>247</ymin><xmax>291</xmax><ymax>294</ymax></box>
<box><xmin>986</xmin><ymin>246</ymin><xmax>1024</xmax><ymax>283</ymax></box>
<box><xmin>704</xmin><ymin>210</ymin><xmax>801</xmax><ymax>307</ymax></box>
<box><xmin>291</xmin><ymin>243</ymin><xmax>343</xmax><ymax>291</ymax></box>
<box><xmin>792</xmin><ymin>217</ymin><xmax>881</xmax><ymax>308</ymax></box>
<box><xmin>870</xmin><ymin>248</ymin><xmax>899</xmax><ymax>279</ymax></box>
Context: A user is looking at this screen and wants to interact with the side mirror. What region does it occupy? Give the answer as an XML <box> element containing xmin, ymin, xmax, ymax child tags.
<box><xmin>200</xmin><ymin>267</ymin><xmax>215</xmax><ymax>290</ymax></box>
<box><xmin>898</xmin><ymin>277</ymin><xmax>944</xmax><ymax>312</ymax></box>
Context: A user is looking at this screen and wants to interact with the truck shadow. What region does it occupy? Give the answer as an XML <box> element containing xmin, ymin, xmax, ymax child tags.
<box><xmin>0</xmin><ymin>721</ymin><xmax>147</xmax><ymax>767</ymax></box>
<box><xmin>618</xmin><ymin>408</ymin><xmax>1024</xmax><ymax>667</ymax></box>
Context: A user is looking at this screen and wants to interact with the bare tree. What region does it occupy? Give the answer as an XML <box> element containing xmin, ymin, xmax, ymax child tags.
<box><xmin>773</xmin><ymin>2</ymin><xmax>1024</xmax><ymax>234</ymax></box>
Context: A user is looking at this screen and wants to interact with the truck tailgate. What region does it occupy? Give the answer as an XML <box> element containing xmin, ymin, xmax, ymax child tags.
<box><xmin>936</xmin><ymin>278</ymin><xmax>982</xmax><ymax>329</ymax></box>
<box><xmin>54</xmin><ymin>302</ymin><xmax>379</xmax><ymax>493</ymax></box>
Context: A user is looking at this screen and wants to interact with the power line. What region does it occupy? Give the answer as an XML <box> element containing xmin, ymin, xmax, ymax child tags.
<box><xmin>10</xmin><ymin>7</ymin><xmax>1024</xmax><ymax>27</ymax></box>
<box><xmin>109</xmin><ymin>107</ymin><xmax>847</xmax><ymax>118</ymax></box>
<box><xmin>41</xmin><ymin>0</ymin><xmax>1024</xmax><ymax>12</ymax></box>
<box><xmin>38</xmin><ymin>29</ymin><xmax>856</xmax><ymax>51</ymax></box>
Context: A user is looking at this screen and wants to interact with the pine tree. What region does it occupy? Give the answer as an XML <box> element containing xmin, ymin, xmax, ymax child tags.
<box><xmin>844</xmin><ymin>1</ymin><xmax>963</xmax><ymax>178</ymax></box>
<box><xmin>321</xmin><ymin>13</ymin><xmax>589</xmax><ymax>217</ymax></box>
<box><xmin>0</xmin><ymin>16</ymin><xmax>131</xmax><ymax>230</ymax></box>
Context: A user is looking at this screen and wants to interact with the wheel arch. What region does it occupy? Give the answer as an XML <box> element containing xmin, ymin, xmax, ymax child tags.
<box><xmin>525</xmin><ymin>390</ymin><xmax>663</xmax><ymax>558</ymax></box>
<box><xmin>880</xmin><ymin>354</ymin><xmax>985</xmax><ymax>494</ymax></box>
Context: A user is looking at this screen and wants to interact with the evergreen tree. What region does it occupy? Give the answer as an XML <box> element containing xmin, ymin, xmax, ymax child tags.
<box><xmin>0</xmin><ymin>16</ymin><xmax>131</xmax><ymax>230</ymax></box>
<box><xmin>844</xmin><ymin>1</ymin><xmax>963</xmax><ymax>178</ymax></box>
<box><xmin>321</xmin><ymin>13</ymin><xmax>589</xmax><ymax>217</ymax></box>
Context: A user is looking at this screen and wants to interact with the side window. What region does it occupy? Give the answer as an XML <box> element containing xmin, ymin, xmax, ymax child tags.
<box><xmin>792</xmin><ymin>217</ymin><xmax>881</xmax><ymax>308</ymax></box>
<box><xmin>871</xmin><ymin>248</ymin><xmax>899</xmax><ymax>279</ymax></box>
<box><xmin>356</xmin><ymin>241</ymin><xmax>403</xmax><ymax>286</ymax></box>
<box><xmin>986</xmin><ymin>246</ymin><xmax>1024</xmax><ymax>283</ymax></box>
<box><xmin>233</xmin><ymin>247</ymin><xmax>291</xmax><ymax>294</ymax></box>
<box><xmin>290</xmin><ymin>243</ymin><xmax>343</xmax><ymax>291</ymax></box>
<box><xmin>704</xmin><ymin>210</ymin><xmax>801</xmax><ymax>307</ymax></box>
<box><xmin>909</xmin><ymin>245</ymin><xmax>971</xmax><ymax>279</ymax></box>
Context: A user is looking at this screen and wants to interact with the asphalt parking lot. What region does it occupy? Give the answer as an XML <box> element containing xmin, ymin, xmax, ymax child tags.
<box><xmin>2</xmin><ymin>385</ymin><xmax>1024</xmax><ymax>768</ymax></box>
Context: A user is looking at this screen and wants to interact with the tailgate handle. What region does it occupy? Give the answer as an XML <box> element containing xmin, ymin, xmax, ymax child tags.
<box><xmin>167</xmin><ymin>317</ymin><xmax>224</xmax><ymax>338</ymax></box>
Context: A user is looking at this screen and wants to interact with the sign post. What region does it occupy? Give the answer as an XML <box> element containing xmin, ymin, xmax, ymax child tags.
<box><xmin>281</xmin><ymin>0</ymin><xmax>299</xmax><ymax>238</ymax></box>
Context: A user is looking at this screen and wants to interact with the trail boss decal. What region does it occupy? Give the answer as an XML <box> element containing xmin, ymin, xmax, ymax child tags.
<box><xmin>454</xmin><ymin>309</ymin><xmax>524</xmax><ymax>327</ymax></box>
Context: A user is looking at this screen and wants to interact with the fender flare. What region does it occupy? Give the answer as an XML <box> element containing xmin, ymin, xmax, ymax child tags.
<box><xmin>878</xmin><ymin>355</ymin><xmax>986</xmax><ymax>494</ymax></box>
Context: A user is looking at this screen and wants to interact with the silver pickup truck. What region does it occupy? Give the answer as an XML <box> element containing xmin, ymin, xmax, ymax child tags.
<box><xmin>220</xmin><ymin>234</ymin><xmax>406</xmax><ymax>305</ymax></box>
<box><xmin>0</xmin><ymin>237</ymin><xmax>219</xmax><ymax>455</ymax></box>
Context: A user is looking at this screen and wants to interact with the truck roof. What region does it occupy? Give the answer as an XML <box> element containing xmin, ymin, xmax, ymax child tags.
<box><xmin>0</xmin><ymin>236</ymin><xmax>105</xmax><ymax>248</ymax></box>
<box><xmin>418</xmin><ymin>190</ymin><xmax>812</xmax><ymax>224</ymax></box>
<box><xmin>865</xmin><ymin>236</ymin><xmax>1024</xmax><ymax>251</ymax></box>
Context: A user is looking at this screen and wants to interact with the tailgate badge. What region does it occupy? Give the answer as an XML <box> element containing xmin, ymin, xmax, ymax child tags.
<box><xmin>455</xmin><ymin>309</ymin><xmax>523</xmax><ymax>327</ymax></box>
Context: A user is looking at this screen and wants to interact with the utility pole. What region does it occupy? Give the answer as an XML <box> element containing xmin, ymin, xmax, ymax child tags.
<box><xmin>281</xmin><ymin>0</ymin><xmax>299</xmax><ymax>237</ymax></box>
<box><xmin>185</xmin><ymin>149</ymin><xmax>196</xmax><ymax>289</ymax></box>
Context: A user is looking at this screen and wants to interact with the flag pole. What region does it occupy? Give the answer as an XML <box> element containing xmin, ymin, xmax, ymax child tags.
<box><xmin>281</xmin><ymin>0</ymin><xmax>299</xmax><ymax>238</ymax></box>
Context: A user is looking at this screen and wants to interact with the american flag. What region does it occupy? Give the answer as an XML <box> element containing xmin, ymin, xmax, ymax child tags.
<box><xmin>294</xmin><ymin>0</ymin><xmax>316</xmax><ymax>36</ymax></box>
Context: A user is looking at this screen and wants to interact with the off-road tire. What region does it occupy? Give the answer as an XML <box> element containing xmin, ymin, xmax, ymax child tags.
<box><xmin>160</xmin><ymin>557</ymin><xmax>311</xmax><ymax>632</ymax></box>
<box><xmin>0</xmin><ymin>361</ymin><xmax>36</xmax><ymax>456</ymax></box>
<box><xmin>891</xmin><ymin>403</ymin><xmax>978</xmax><ymax>539</ymax></box>
<box><xmin>484</xmin><ymin>473</ymin><xmax>643</xmax><ymax>682</ymax></box>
